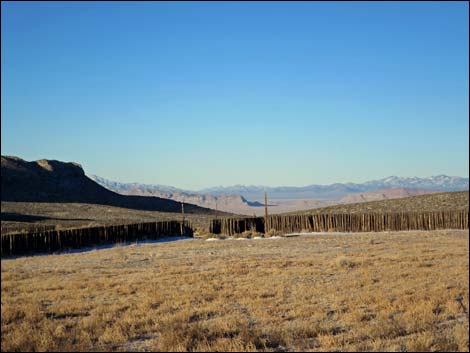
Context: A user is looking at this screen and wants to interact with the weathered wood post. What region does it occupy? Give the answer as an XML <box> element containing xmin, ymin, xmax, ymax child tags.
<box><xmin>264</xmin><ymin>191</ymin><xmax>269</xmax><ymax>234</ymax></box>
<box><xmin>180</xmin><ymin>202</ymin><xmax>185</xmax><ymax>235</ymax></box>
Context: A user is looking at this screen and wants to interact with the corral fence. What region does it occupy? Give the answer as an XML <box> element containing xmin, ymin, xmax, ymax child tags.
<box><xmin>209</xmin><ymin>211</ymin><xmax>469</xmax><ymax>236</ymax></box>
<box><xmin>3</xmin><ymin>211</ymin><xmax>468</xmax><ymax>257</ymax></box>
<box><xmin>1</xmin><ymin>220</ymin><xmax>193</xmax><ymax>257</ymax></box>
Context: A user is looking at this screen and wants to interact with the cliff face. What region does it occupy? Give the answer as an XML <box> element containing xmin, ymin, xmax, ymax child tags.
<box><xmin>1</xmin><ymin>156</ymin><xmax>89</xmax><ymax>202</ymax></box>
<box><xmin>1</xmin><ymin>156</ymin><xmax>217</xmax><ymax>214</ymax></box>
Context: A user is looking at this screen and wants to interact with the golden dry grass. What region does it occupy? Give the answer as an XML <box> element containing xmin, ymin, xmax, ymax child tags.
<box><xmin>1</xmin><ymin>230</ymin><xmax>469</xmax><ymax>351</ymax></box>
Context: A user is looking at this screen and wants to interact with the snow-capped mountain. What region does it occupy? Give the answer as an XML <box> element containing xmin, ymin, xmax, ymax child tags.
<box><xmin>88</xmin><ymin>174</ymin><xmax>468</xmax><ymax>202</ymax></box>
<box><xmin>88</xmin><ymin>174</ymin><xmax>187</xmax><ymax>194</ymax></box>
<box><xmin>362</xmin><ymin>175</ymin><xmax>468</xmax><ymax>190</ymax></box>
<box><xmin>198</xmin><ymin>176</ymin><xmax>468</xmax><ymax>200</ymax></box>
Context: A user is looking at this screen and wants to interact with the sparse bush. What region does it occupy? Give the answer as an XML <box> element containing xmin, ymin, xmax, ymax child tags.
<box><xmin>236</xmin><ymin>231</ymin><xmax>252</xmax><ymax>239</ymax></box>
<box><xmin>335</xmin><ymin>256</ymin><xmax>359</xmax><ymax>269</ymax></box>
<box><xmin>266</xmin><ymin>229</ymin><xmax>283</xmax><ymax>237</ymax></box>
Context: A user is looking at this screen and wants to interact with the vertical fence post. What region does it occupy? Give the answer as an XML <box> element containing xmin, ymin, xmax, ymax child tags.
<box><xmin>180</xmin><ymin>202</ymin><xmax>185</xmax><ymax>236</ymax></box>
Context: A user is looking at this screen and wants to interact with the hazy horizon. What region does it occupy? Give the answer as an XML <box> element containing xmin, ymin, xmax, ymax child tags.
<box><xmin>2</xmin><ymin>2</ymin><xmax>469</xmax><ymax>189</ymax></box>
<box><xmin>87</xmin><ymin>172</ymin><xmax>470</xmax><ymax>191</ymax></box>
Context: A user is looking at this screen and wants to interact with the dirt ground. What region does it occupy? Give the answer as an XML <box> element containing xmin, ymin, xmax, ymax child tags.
<box><xmin>1</xmin><ymin>230</ymin><xmax>469</xmax><ymax>351</ymax></box>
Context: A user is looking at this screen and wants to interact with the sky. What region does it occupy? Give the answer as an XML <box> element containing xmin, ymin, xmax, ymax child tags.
<box><xmin>1</xmin><ymin>1</ymin><xmax>469</xmax><ymax>190</ymax></box>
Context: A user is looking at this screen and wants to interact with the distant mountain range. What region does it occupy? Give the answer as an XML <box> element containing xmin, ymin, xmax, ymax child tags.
<box><xmin>87</xmin><ymin>174</ymin><xmax>468</xmax><ymax>215</ymax></box>
<box><xmin>198</xmin><ymin>175</ymin><xmax>469</xmax><ymax>200</ymax></box>
<box><xmin>87</xmin><ymin>174</ymin><xmax>269</xmax><ymax>215</ymax></box>
<box><xmin>89</xmin><ymin>174</ymin><xmax>469</xmax><ymax>199</ymax></box>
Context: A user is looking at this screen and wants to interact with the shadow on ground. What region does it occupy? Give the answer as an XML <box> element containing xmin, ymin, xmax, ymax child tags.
<box><xmin>1</xmin><ymin>212</ymin><xmax>94</xmax><ymax>223</ymax></box>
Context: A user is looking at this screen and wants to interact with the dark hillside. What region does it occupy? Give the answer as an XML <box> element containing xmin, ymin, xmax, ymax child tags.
<box><xmin>1</xmin><ymin>156</ymin><xmax>216</xmax><ymax>215</ymax></box>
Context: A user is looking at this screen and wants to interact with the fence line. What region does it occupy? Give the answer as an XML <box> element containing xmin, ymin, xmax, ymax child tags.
<box><xmin>1</xmin><ymin>220</ymin><xmax>193</xmax><ymax>257</ymax></box>
<box><xmin>3</xmin><ymin>211</ymin><xmax>468</xmax><ymax>256</ymax></box>
<box><xmin>209</xmin><ymin>211</ymin><xmax>469</xmax><ymax>235</ymax></box>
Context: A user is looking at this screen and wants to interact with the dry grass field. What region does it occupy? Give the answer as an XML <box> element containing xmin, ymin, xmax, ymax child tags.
<box><xmin>1</xmin><ymin>230</ymin><xmax>468</xmax><ymax>352</ymax></box>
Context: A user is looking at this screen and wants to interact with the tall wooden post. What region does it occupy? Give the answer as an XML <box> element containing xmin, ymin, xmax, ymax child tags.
<box><xmin>214</xmin><ymin>200</ymin><xmax>218</xmax><ymax>234</ymax></box>
<box><xmin>180</xmin><ymin>202</ymin><xmax>185</xmax><ymax>235</ymax></box>
<box><xmin>264</xmin><ymin>191</ymin><xmax>269</xmax><ymax>234</ymax></box>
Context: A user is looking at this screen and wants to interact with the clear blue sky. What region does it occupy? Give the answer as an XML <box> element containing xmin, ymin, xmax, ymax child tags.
<box><xmin>1</xmin><ymin>1</ymin><xmax>468</xmax><ymax>189</ymax></box>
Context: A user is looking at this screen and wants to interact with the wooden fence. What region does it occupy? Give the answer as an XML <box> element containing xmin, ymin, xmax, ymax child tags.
<box><xmin>3</xmin><ymin>211</ymin><xmax>468</xmax><ymax>256</ymax></box>
<box><xmin>209</xmin><ymin>211</ymin><xmax>469</xmax><ymax>236</ymax></box>
<box><xmin>1</xmin><ymin>220</ymin><xmax>193</xmax><ymax>257</ymax></box>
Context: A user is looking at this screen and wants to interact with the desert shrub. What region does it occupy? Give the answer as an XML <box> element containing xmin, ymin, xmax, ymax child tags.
<box><xmin>335</xmin><ymin>256</ymin><xmax>359</xmax><ymax>269</ymax></box>
<box><xmin>236</xmin><ymin>231</ymin><xmax>252</xmax><ymax>239</ymax></box>
<box><xmin>266</xmin><ymin>229</ymin><xmax>283</xmax><ymax>237</ymax></box>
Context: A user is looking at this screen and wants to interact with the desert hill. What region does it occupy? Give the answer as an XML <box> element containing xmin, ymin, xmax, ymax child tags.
<box><xmin>1</xmin><ymin>156</ymin><xmax>216</xmax><ymax>215</ymax></box>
